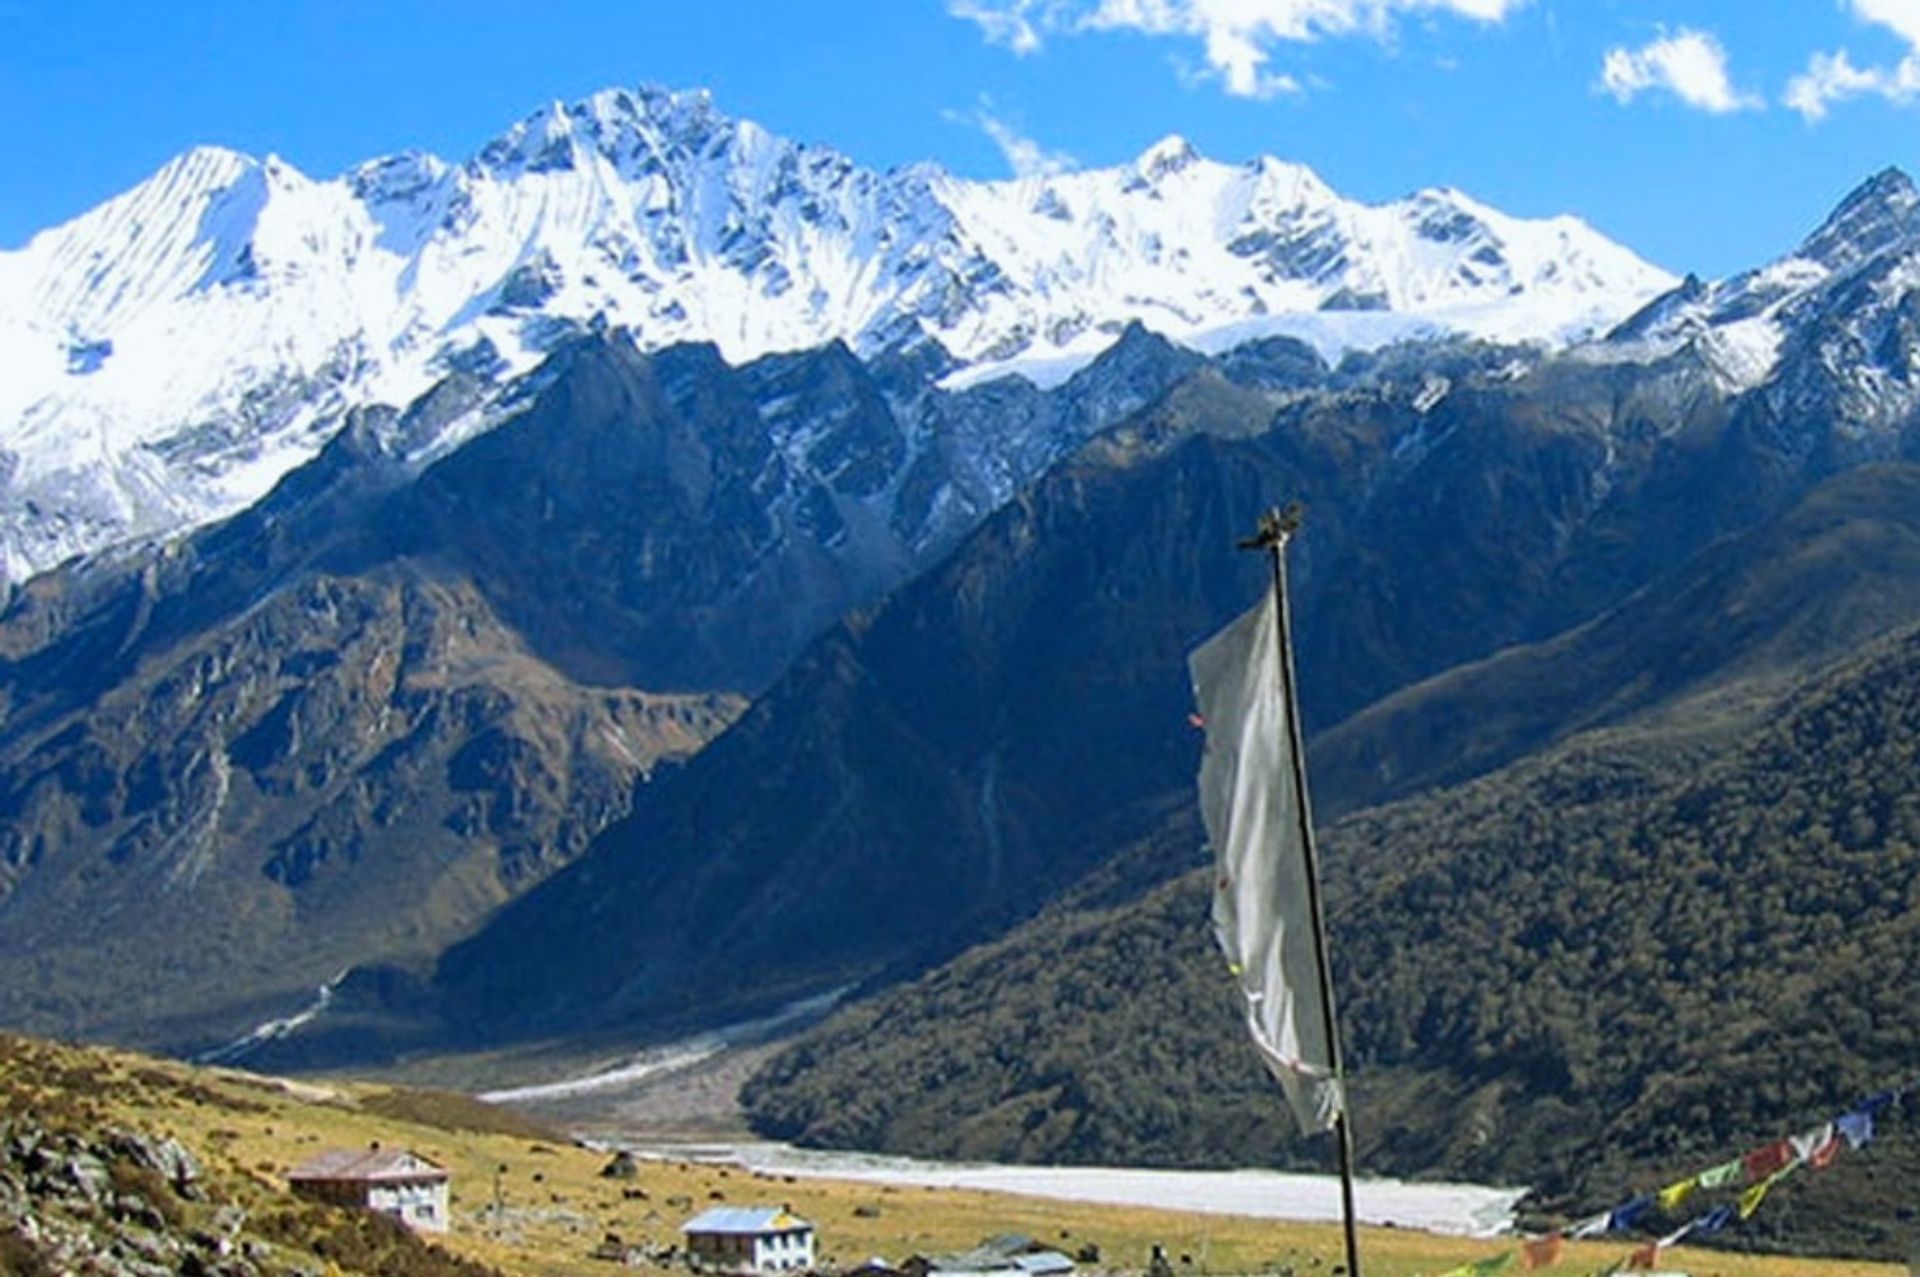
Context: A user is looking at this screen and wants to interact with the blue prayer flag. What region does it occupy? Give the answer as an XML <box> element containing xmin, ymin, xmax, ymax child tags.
<box><xmin>1691</xmin><ymin>1205</ymin><xmax>1736</xmax><ymax>1236</ymax></box>
<box><xmin>1607</xmin><ymin>1195</ymin><xmax>1654</xmax><ymax>1232</ymax></box>
<box><xmin>1836</xmin><ymin>1110</ymin><xmax>1874</xmax><ymax>1149</ymax></box>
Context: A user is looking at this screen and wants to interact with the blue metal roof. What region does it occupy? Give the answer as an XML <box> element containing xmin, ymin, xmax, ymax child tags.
<box><xmin>682</xmin><ymin>1206</ymin><xmax>812</xmax><ymax>1235</ymax></box>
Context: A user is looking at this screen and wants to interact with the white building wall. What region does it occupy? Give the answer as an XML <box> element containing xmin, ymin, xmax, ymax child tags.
<box><xmin>692</xmin><ymin>1228</ymin><xmax>815</xmax><ymax>1274</ymax></box>
<box><xmin>753</xmin><ymin>1229</ymin><xmax>815</xmax><ymax>1272</ymax></box>
<box><xmin>366</xmin><ymin>1179</ymin><xmax>450</xmax><ymax>1233</ymax></box>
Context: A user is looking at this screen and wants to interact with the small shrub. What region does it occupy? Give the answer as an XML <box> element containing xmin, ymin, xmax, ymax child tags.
<box><xmin>107</xmin><ymin>1160</ymin><xmax>184</xmax><ymax>1227</ymax></box>
<box><xmin>0</xmin><ymin>1227</ymin><xmax>53</xmax><ymax>1277</ymax></box>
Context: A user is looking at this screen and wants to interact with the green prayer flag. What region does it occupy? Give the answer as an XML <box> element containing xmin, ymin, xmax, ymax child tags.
<box><xmin>1696</xmin><ymin>1158</ymin><xmax>1743</xmax><ymax>1189</ymax></box>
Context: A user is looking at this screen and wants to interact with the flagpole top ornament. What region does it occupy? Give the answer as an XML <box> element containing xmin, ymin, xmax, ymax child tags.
<box><xmin>1238</xmin><ymin>502</ymin><xmax>1305</xmax><ymax>552</ymax></box>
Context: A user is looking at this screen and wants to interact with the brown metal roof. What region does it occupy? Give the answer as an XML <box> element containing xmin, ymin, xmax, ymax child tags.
<box><xmin>285</xmin><ymin>1147</ymin><xmax>449</xmax><ymax>1183</ymax></box>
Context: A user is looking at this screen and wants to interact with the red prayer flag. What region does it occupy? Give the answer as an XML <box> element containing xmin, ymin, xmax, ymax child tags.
<box><xmin>1520</xmin><ymin>1234</ymin><xmax>1565</xmax><ymax>1270</ymax></box>
<box><xmin>1743</xmin><ymin>1139</ymin><xmax>1793</xmax><ymax>1182</ymax></box>
<box><xmin>1626</xmin><ymin>1242</ymin><xmax>1661</xmax><ymax>1271</ymax></box>
<box><xmin>1810</xmin><ymin>1134</ymin><xmax>1842</xmax><ymax>1170</ymax></box>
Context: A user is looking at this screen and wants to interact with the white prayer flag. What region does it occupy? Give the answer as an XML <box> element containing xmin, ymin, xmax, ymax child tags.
<box><xmin>1191</xmin><ymin>589</ymin><xmax>1343</xmax><ymax>1135</ymax></box>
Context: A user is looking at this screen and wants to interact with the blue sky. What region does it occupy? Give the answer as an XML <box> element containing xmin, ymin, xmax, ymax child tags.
<box><xmin>4</xmin><ymin>1</ymin><xmax>1920</xmax><ymax>276</ymax></box>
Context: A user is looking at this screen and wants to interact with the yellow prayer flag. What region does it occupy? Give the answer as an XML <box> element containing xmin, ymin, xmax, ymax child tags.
<box><xmin>1656</xmin><ymin>1176</ymin><xmax>1697</xmax><ymax>1212</ymax></box>
<box><xmin>1739</xmin><ymin>1163</ymin><xmax>1798</xmax><ymax>1220</ymax></box>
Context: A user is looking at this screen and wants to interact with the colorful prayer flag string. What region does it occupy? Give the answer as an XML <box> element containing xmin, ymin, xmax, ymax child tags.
<box><xmin>1414</xmin><ymin>1082</ymin><xmax>1911</xmax><ymax>1277</ymax></box>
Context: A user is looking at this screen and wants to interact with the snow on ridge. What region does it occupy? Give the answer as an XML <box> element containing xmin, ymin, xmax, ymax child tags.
<box><xmin>0</xmin><ymin>83</ymin><xmax>1676</xmax><ymax>586</ymax></box>
<box><xmin>1598</xmin><ymin>168</ymin><xmax>1920</xmax><ymax>394</ymax></box>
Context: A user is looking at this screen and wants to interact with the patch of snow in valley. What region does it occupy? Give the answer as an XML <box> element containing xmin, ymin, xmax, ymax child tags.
<box><xmin>478</xmin><ymin>1042</ymin><xmax>731</xmax><ymax>1106</ymax></box>
<box><xmin>477</xmin><ymin>986</ymin><xmax>851</xmax><ymax>1105</ymax></box>
<box><xmin>195</xmin><ymin>969</ymin><xmax>347</xmax><ymax>1065</ymax></box>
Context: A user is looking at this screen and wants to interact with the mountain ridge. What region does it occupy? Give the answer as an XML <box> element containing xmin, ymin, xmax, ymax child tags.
<box><xmin>405</xmin><ymin>164</ymin><xmax>1920</xmax><ymax>1058</ymax></box>
<box><xmin>0</xmin><ymin>82</ymin><xmax>1672</xmax><ymax>587</ymax></box>
<box><xmin>0</xmin><ymin>314</ymin><xmax>1215</xmax><ymax>1052</ymax></box>
<box><xmin>10</xmin><ymin>137</ymin><xmax>1920</xmax><ymax>1123</ymax></box>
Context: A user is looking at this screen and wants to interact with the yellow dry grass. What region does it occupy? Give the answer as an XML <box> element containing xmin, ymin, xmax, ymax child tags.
<box><xmin>21</xmin><ymin>1037</ymin><xmax>1903</xmax><ymax>1277</ymax></box>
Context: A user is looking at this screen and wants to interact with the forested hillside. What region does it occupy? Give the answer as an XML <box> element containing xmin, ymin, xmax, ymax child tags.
<box><xmin>744</xmin><ymin>620</ymin><xmax>1920</xmax><ymax>1258</ymax></box>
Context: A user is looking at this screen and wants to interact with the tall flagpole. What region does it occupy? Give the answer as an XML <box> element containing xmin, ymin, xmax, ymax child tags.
<box><xmin>1239</xmin><ymin>503</ymin><xmax>1362</xmax><ymax>1277</ymax></box>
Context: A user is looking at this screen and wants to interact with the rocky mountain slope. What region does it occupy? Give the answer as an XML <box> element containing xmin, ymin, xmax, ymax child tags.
<box><xmin>0</xmin><ymin>372</ymin><xmax>737</xmax><ymax>1051</ymax></box>
<box><xmin>0</xmin><ymin>1032</ymin><xmax>513</xmax><ymax>1276</ymax></box>
<box><xmin>1312</xmin><ymin>462</ymin><xmax>1920</xmax><ymax>813</ymax></box>
<box><xmin>0</xmin><ymin>83</ymin><xmax>1671</xmax><ymax>587</ymax></box>
<box><xmin>0</xmin><ymin>304</ymin><xmax>1218</xmax><ymax>1055</ymax></box>
<box><xmin>402</xmin><ymin>366</ymin><xmax>1806</xmax><ymax>1041</ymax></box>
<box><xmin>409</xmin><ymin>169</ymin><xmax>1920</xmax><ymax>1063</ymax></box>
<box><xmin>7</xmin><ymin>154</ymin><xmax>1920</xmax><ymax>1093</ymax></box>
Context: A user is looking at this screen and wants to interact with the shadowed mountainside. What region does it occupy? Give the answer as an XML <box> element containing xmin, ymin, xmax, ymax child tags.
<box><xmin>0</xmin><ymin>322</ymin><xmax>1207</xmax><ymax>1054</ymax></box>
<box><xmin>743</xmin><ymin>608</ymin><xmax>1920</xmax><ymax>1258</ymax></box>
<box><xmin>422</xmin><ymin>321</ymin><xmax>1920</xmax><ymax>1051</ymax></box>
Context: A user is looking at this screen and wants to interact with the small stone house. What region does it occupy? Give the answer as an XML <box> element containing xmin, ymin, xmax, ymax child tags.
<box><xmin>285</xmin><ymin>1146</ymin><xmax>451</xmax><ymax>1233</ymax></box>
<box><xmin>682</xmin><ymin>1205</ymin><xmax>816</xmax><ymax>1274</ymax></box>
<box><xmin>902</xmin><ymin>1234</ymin><xmax>1077</xmax><ymax>1277</ymax></box>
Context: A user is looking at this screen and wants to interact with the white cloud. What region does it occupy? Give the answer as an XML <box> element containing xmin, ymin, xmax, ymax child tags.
<box><xmin>946</xmin><ymin>0</ymin><xmax>1526</xmax><ymax>98</ymax></box>
<box><xmin>1598</xmin><ymin>28</ymin><xmax>1761</xmax><ymax>114</ymax></box>
<box><xmin>948</xmin><ymin>0</ymin><xmax>1046</xmax><ymax>54</ymax></box>
<box><xmin>1851</xmin><ymin>0</ymin><xmax>1920</xmax><ymax>49</ymax></box>
<box><xmin>1785</xmin><ymin>48</ymin><xmax>1920</xmax><ymax>120</ymax></box>
<box><xmin>947</xmin><ymin>100</ymin><xmax>1078</xmax><ymax>177</ymax></box>
<box><xmin>1785</xmin><ymin>0</ymin><xmax>1920</xmax><ymax>121</ymax></box>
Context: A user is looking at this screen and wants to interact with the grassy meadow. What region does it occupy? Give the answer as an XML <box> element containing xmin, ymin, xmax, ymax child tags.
<box><xmin>0</xmin><ymin>1033</ymin><xmax>1904</xmax><ymax>1277</ymax></box>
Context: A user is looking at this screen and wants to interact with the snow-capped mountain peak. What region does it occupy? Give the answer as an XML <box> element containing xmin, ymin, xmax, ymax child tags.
<box><xmin>0</xmin><ymin>82</ymin><xmax>1674</xmax><ymax>588</ymax></box>
<box><xmin>1797</xmin><ymin>166</ymin><xmax>1920</xmax><ymax>274</ymax></box>
<box><xmin>1135</xmin><ymin>134</ymin><xmax>1203</xmax><ymax>180</ymax></box>
<box><xmin>1605</xmin><ymin>166</ymin><xmax>1920</xmax><ymax>395</ymax></box>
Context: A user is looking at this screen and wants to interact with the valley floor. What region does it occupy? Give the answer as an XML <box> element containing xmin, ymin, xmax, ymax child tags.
<box><xmin>373</xmin><ymin>1031</ymin><xmax>1902</xmax><ymax>1277</ymax></box>
<box><xmin>0</xmin><ymin>1031</ymin><xmax>1904</xmax><ymax>1277</ymax></box>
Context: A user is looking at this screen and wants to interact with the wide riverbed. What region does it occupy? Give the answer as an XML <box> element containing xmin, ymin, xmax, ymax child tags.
<box><xmin>471</xmin><ymin>991</ymin><xmax>1524</xmax><ymax>1240</ymax></box>
<box><xmin>626</xmin><ymin>1140</ymin><xmax>1525</xmax><ymax>1238</ymax></box>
